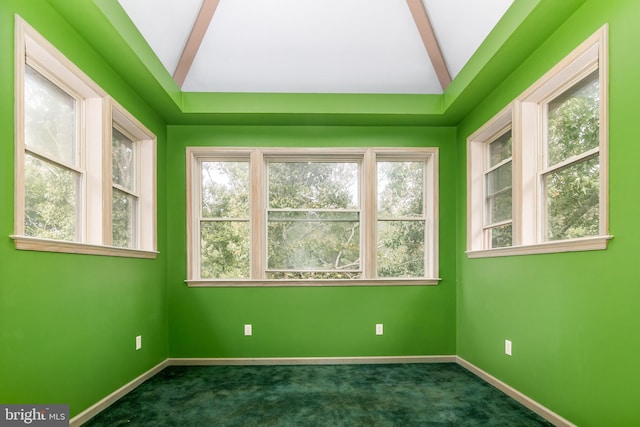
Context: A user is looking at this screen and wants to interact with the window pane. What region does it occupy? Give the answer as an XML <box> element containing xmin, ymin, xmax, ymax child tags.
<box><xmin>486</xmin><ymin>190</ymin><xmax>512</xmax><ymax>225</ymax></box>
<box><xmin>112</xmin><ymin>128</ymin><xmax>135</xmax><ymax>191</ymax></box>
<box><xmin>112</xmin><ymin>188</ymin><xmax>138</xmax><ymax>248</ymax></box>
<box><xmin>377</xmin><ymin>220</ymin><xmax>425</xmax><ymax>278</ymax></box>
<box><xmin>486</xmin><ymin>161</ymin><xmax>512</xmax><ymax>196</ymax></box>
<box><xmin>489</xmin><ymin>223</ymin><xmax>512</xmax><ymax>248</ymax></box>
<box><xmin>202</xmin><ymin>161</ymin><xmax>249</xmax><ymax>218</ymax></box>
<box><xmin>267</xmin><ymin>212</ymin><xmax>360</xmax><ymax>271</ymax></box>
<box><xmin>485</xmin><ymin>161</ymin><xmax>512</xmax><ymax>225</ymax></box>
<box><xmin>268</xmin><ymin>162</ymin><xmax>358</xmax><ymax>209</ymax></box>
<box><xmin>201</xmin><ymin>221</ymin><xmax>250</xmax><ymax>279</ymax></box>
<box><xmin>24</xmin><ymin>155</ymin><xmax>78</xmax><ymax>241</ymax></box>
<box><xmin>489</xmin><ymin>130</ymin><xmax>512</xmax><ymax>167</ymax></box>
<box><xmin>24</xmin><ymin>65</ymin><xmax>77</xmax><ymax>166</ymax></box>
<box><xmin>377</xmin><ymin>161</ymin><xmax>423</xmax><ymax>218</ymax></box>
<box><xmin>547</xmin><ymin>71</ymin><xmax>599</xmax><ymax>166</ymax></box>
<box><xmin>545</xmin><ymin>156</ymin><xmax>599</xmax><ymax>241</ymax></box>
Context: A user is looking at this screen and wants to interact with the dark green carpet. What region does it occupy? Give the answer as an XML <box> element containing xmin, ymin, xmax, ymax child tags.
<box><xmin>84</xmin><ymin>363</ymin><xmax>553</xmax><ymax>426</ymax></box>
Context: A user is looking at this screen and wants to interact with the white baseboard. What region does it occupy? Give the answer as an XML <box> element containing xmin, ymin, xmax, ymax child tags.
<box><xmin>456</xmin><ymin>357</ymin><xmax>576</xmax><ymax>427</ymax></box>
<box><xmin>69</xmin><ymin>359</ymin><xmax>168</xmax><ymax>427</ymax></box>
<box><xmin>168</xmin><ymin>355</ymin><xmax>457</xmax><ymax>366</ymax></box>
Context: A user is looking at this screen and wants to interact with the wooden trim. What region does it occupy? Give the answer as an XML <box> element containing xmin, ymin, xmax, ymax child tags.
<box><xmin>186</xmin><ymin>278</ymin><xmax>440</xmax><ymax>287</ymax></box>
<box><xmin>187</xmin><ymin>147</ymin><xmax>439</xmax><ymax>282</ymax></box>
<box><xmin>11</xmin><ymin>235</ymin><xmax>159</xmax><ymax>259</ymax></box>
<box><xmin>518</xmin><ymin>29</ymin><xmax>603</xmax><ymax>102</ymax></box>
<box><xmin>467</xmin><ymin>104</ymin><xmax>513</xmax><ymax>252</ymax></box>
<box><xmin>185</xmin><ymin>148</ymin><xmax>196</xmax><ymax>280</ymax></box>
<box><xmin>598</xmin><ymin>25</ymin><xmax>609</xmax><ymax>239</ymax></box>
<box><xmin>456</xmin><ymin>357</ymin><xmax>577</xmax><ymax>427</ymax></box>
<box><xmin>362</xmin><ymin>149</ymin><xmax>376</xmax><ymax>279</ymax></box>
<box><xmin>69</xmin><ymin>360</ymin><xmax>168</xmax><ymax>427</ymax></box>
<box><xmin>110</xmin><ymin>98</ymin><xmax>158</xmax><ymax>252</ymax></box>
<box><xmin>427</xmin><ymin>148</ymin><xmax>439</xmax><ymax>277</ymax></box>
<box><xmin>14</xmin><ymin>16</ymin><xmax>27</xmax><ymax>238</ymax></box>
<box><xmin>101</xmin><ymin>101</ymin><xmax>113</xmax><ymax>245</ymax></box>
<box><xmin>466</xmin><ymin>234</ymin><xmax>612</xmax><ymax>258</ymax></box>
<box><xmin>169</xmin><ymin>355</ymin><xmax>456</xmax><ymax>366</ymax></box>
<box><xmin>173</xmin><ymin>0</ymin><xmax>221</xmax><ymax>87</ymax></box>
<box><xmin>251</xmin><ymin>150</ymin><xmax>265</xmax><ymax>279</ymax></box>
<box><xmin>405</xmin><ymin>0</ymin><xmax>451</xmax><ymax>90</ymax></box>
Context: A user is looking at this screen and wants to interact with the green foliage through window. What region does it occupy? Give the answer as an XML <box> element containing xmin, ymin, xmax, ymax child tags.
<box><xmin>545</xmin><ymin>71</ymin><xmax>600</xmax><ymax>241</ymax></box>
<box><xmin>200</xmin><ymin>161</ymin><xmax>250</xmax><ymax>279</ymax></box>
<box><xmin>23</xmin><ymin>65</ymin><xmax>79</xmax><ymax>241</ymax></box>
<box><xmin>267</xmin><ymin>162</ymin><xmax>359</xmax><ymax>277</ymax></box>
<box><xmin>377</xmin><ymin>161</ymin><xmax>425</xmax><ymax>277</ymax></box>
<box><xmin>191</xmin><ymin>149</ymin><xmax>437</xmax><ymax>281</ymax></box>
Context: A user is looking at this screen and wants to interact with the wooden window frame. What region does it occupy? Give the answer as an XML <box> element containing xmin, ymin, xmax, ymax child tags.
<box><xmin>12</xmin><ymin>16</ymin><xmax>157</xmax><ymax>259</ymax></box>
<box><xmin>186</xmin><ymin>147</ymin><xmax>439</xmax><ymax>287</ymax></box>
<box><xmin>467</xmin><ymin>25</ymin><xmax>611</xmax><ymax>258</ymax></box>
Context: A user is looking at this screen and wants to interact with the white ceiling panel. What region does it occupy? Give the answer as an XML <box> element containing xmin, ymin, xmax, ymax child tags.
<box><xmin>183</xmin><ymin>0</ymin><xmax>439</xmax><ymax>94</ymax></box>
<box><xmin>424</xmin><ymin>0</ymin><xmax>513</xmax><ymax>77</ymax></box>
<box><xmin>118</xmin><ymin>0</ymin><xmax>203</xmax><ymax>75</ymax></box>
<box><xmin>118</xmin><ymin>0</ymin><xmax>514</xmax><ymax>94</ymax></box>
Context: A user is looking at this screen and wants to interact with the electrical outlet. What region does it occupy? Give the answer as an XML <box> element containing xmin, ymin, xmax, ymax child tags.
<box><xmin>376</xmin><ymin>324</ymin><xmax>384</xmax><ymax>335</ymax></box>
<box><xmin>136</xmin><ymin>335</ymin><xmax>142</xmax><ymax>350</ymax></box>
<box><xmin>505</xmin><ymin>339</ymin><xmax>512</xmax><ymax>356</ymax></box>
<box><xmin>244</xmin><ymin>324</ymin><xmax>252</xmax><ymax>336</ymax></box>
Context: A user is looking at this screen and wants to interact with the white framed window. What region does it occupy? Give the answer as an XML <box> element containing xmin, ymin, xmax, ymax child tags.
<box><xmin>467</xmin><ymin>25</ymin><xmax>610</xmax><ymax>257</ymax></box>
<box><xmin>186</xmin><ymin>148</ymin><xmax>439</xmax><ymax>286</ymax></box>
<box><xmin>484</xmin><ymin>125</ymin><xmax>513</xmax><ymax>249</ymax></box>
<box><xmin>108</xmin><ymin>104</ymin><xmax>157</xmax><ymax>252</ymax></box>
<box><xmin>12</xmin><ymin>16</ymin><xmax>157</xmax><ymax>258</ymax></box>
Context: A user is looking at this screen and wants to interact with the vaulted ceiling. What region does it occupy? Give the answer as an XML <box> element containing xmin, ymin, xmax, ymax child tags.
<box><xmin>118</xmin><ymin>0</ymin><xmax>513</xmax><ymax>94</ymax></box>
<box><xmin>46</xmin><ymin>0</ymin><xmax>588</xmax><ymax>125</ymax></box>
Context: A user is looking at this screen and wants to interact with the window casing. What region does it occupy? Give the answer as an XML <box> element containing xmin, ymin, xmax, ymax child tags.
<box><xmin>13</xmin><ymin>16</ymin><xmax>157</xmax><ymax>258</ymax></box>
<box><xmin>467</xmin><ymin>26</ymin><xmax>610</xmax><ymax>257</ymax></box>
<box><xmin>187</xmin><ymin>148</ymin><xmax>439</xmax><ymax>286</ymax></box>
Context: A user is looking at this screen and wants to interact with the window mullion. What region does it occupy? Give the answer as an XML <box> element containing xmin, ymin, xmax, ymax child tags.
<box><xmin>539</xmin><ymin>147</ymin><xmax>599</xmax><ymax>176</ymax></box>
<box><xmin>25</xmin><ymin>148</ymin><xmax>83</xmax><ymax>174</ymax></box>
<box><xmin>251</xmin><ymin>150</ymin><xmax>264</xmax><ymax>280</ymax></box>
<box><xmin>362</xmin><ymin>149</ymin><xmax>376</xmax><ymax>279</ymax></box>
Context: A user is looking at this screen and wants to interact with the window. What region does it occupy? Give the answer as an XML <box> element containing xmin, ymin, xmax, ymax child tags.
<box><xmin>199</xmin><ymin>159</ymin><xmax>251</xmax><ymax>279</ymax></box>
<box><xmin>484</xmin><ymin>128</ymin><xmax>513</xmax><ymax>249</ymax></box>
<box><xmin>377</xmin><ymin>159</ymin><xmax>430</xmax><ymax>277</ymax></box>
<box><xmin>109</xmin><ymin>107</ymin><xmax>156</xmax><ymax>252</ymax></box>
<box><xmin>111</xmin><ymin>127</ymin><xmax>138</xmax><ymax>248</ymax></box>
<box><xmin>187</xmin><ymin>148</ymin><xmax>439</xmax><ymax>286</ymax></box>
<box><xmin>13</xmin><ymin>17</ymin><xmax>157</xmax><ymax>258</ymax></box>
<box><xmin>541</xmin><ymin>71</ymin><xmax>600</xmax><ymax>241</ymax></box>
<box><xmin>23</xmin><ymin>64</ymin><xmax>82</xmax><ymax>242</ymax></box>
<box><xmin>266</xmin><ymin>159</ymin><xmax>360</xmax><ymax>280</ymax></box>
<box><xmin>467</xmin><ymin>26</ymin><xmax>610</xmax><ymax>257</ymax></box>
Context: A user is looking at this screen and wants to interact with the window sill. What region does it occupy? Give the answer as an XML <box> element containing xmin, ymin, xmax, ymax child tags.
<box><xmin>185</xmin><ymin>278</ymin><xmax>441</xmax><ymax>287</ymax></box>
<box><xmin>11</xmin><ymin>235</ymin><xmax>158</xmax><ymax>259</ymax></box>
<box><xmin>466</xmin><ymin>235</ymin><xmax>613</xmax><ymax>258</ymax></box>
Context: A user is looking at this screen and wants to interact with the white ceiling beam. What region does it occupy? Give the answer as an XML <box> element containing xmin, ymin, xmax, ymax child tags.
<box><xmin>406</xmin><ymin>0</ymin><xmax>452</xmax><ymax>90</ymax></box>
<box><xmin>173</xmin><ymin>0</ymin><xmax>221</xmax><ymax>88</ymax></box>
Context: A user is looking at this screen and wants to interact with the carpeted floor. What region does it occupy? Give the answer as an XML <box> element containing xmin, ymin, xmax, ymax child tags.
<box><xmin>84</xmin><ymin>363</ymin><xmax>553</xmax><ymax>426</ymax></box>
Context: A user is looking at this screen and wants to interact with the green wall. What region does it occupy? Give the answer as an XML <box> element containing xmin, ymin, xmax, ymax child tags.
<box><xmin>166</xmin><ymin>125</ymin><xmax>457</xmax><ymax>358</ymax></box>
<box><xmin>0</xmin><ymin>0</ymin><xmax>168</xmax><ymax>417</ymax></box>
<box><xmin>3</xmin><ymin>0</ymin><xmax>640</xmax><ymax>425</ymax></box>
<box><xmin>456</xmin><ymin>0</ymin><xmax>640</xmax><ymax>425</ymax></box>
